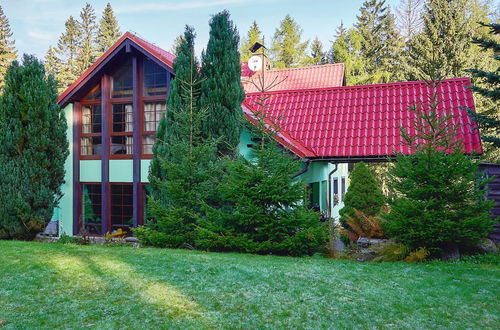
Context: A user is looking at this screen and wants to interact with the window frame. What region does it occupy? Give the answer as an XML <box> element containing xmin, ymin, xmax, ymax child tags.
<box><xmin>80</xmin><ymin>92</ymin><xmax>102</xmax><ymax>160</ymax></box>
<box><xmin>108</xmin><ymin>182</ymin><xmax>134</xmax><ymax>232</ymax></box>
<box><xmin>109</xmin><ymin>101</ymin><xmax>134</xmax><ymax>159</ymax></box>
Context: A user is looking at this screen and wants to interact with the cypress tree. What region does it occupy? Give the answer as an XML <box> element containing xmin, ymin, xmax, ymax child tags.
<box><xmin>0</xmin><ymin>55</ymin><xmax>68</xmax><ymax>239</ymax></box>
<box><xmin>271</xmin><ymin>15</ymin><xmax>309</xmax><ymax>68</ymax></box>
<box><xmin>0</xmin><ymin>5</ymin><xmax>16</xmax><ymax>89</ymax></box>
<box><xmin>310</xmin><ymin>37</ymin><xmax>327</xmax><ymax>65</ymax></box>
<box><xmin>200</xmin><ymin>10</ymin><xmax>245</xmax><ymax>155</ymax></box>
<box><xmin>76</xmin><ymin>3</ymin><xmax>97</xmax><ymax>74</ymax></box>
<box><xmin>96</xmin><ymin>3</ymin><xmax>121</xmax><ymax>58</ymax></box>
<box><xmin>240</xmin><ymin>21</ymin><xmax>263</xmax><ymax>61</ymax></box>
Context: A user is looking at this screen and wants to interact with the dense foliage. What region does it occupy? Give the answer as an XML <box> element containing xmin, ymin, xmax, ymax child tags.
<box><xmin>196</xmin><ymin>144</ymin><xmax>327</xmax><ymax>256</ymax></box>
<box><xmin>200</xmin><ymin>10</ymin><xmax>245</xmax><ymax>155</ymax></box>
<box><xmin>0</xmin><ymin>55</ymin><xmax>68</xmax><ymax>239</ymax></box>
<box><xmin>339</xmin><ymin>162</ymin><xmax>386</xmax><ymax>237</ymax></box>
<box><xmin>270</xmin><ymin>15</ymin><xmax>310</xmax><ymax>68</ymax></box>
<box><xmin>383</xmin><ymin>83</ymin><xmax>494</xmax><ymax>254</ymax></box>
<box><xmin>240</xmin><ymin>21</ymin><xmax>263</xmax><ymax>61</ymax></box>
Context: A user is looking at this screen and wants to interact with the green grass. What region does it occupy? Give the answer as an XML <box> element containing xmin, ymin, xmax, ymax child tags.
<box><xmin>0</xmin><ymin>241</ymin><xmax>499</xmax><ymax>329</ymax></box>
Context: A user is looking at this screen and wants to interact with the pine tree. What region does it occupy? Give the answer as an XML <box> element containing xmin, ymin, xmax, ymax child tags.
<box><xmin>407</xmin><ymin>0</ymin><xmax>471</xmax><ymax>80</ymax></box>
<box><xmin>76</xmin><ymin>3</ymin><xmax>97</xmax><ymax>74</ymax></box>
<box><xmin>0</xmin><ymin>5</ymin><xmax>16</xmax><ymax>89</ymax></box>
<box><xmin>240</xmin><ymin>21</ymin><xmax>263</xmax><ymax>61</ymax></box>
<box><xmin>141</xmin><ymin>27</ymin><xmax>221</xmax><ymax>248</ymax></box>
<box><xmin>200</xmin><ymin>10</ymin><xmax>245</xmax><ymax>155</ymax></box>
<box><xmin>169</xmin><ymin>35</ymin><xmax>184</xmax><ymax>56</ymax></box>
<box><xmin>270</xmin><ymin>15</ymin><xmax>309</xmax><ymax>68</ymax></box>
<box><xmin>310</xmin><ymin>37</ymin><xmax>326</xmax><ymax>65</ymax></box>
<box><xmin>466</xmin><ymin>22</ymin><xmax>500</xmax><ymax>153</ymax></box>
<box><xmin>339</xmin><ymin>162</ymin><xmax>385</xmax><ymax>229</ymax></box>
<box><xmin>0</xmin><ymin>55</ymin><xmax>68</xmax><ymax>239</ymax></box>
<box><xmin>355</xmin><ymin>0</ymin><xmax>403</xmax><ymax>82</ymax></box>
<box><xmin>54</xmin><ymin>16</ymin><xmax>81</xmax><ymax>93</ymax></box>
<box><xmin>96</xmin><ymin>3</ymin><xmax>121</xmax><ymax>58</ymax></box>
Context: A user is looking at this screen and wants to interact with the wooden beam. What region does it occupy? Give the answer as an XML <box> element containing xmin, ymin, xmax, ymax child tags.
<box><xmin>72</xmin><ymin>102</ymin><xmax>81</xmax><ymax>235</ymax></box>
<box><xmin>132</xmin><ymin>55</ymin><xmax>141</xmax><ymax>228</ymax></box>
<box><xmin>101</xmin><ymin>74</ymin><xmax>110</xmax><ymax>234</ymax></box>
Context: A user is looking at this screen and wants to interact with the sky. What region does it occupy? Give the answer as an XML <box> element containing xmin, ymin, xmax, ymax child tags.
<box><xmin>3</xmin><ymin>0</ymin><xmax>499</xmax><ymax>60</ymax></box>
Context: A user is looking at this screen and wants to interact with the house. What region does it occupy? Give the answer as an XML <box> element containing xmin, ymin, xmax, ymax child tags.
<box><xmin>53</xmin><ymin>32</ymin><xmax>482</xmax><ymax>236</ymax></box>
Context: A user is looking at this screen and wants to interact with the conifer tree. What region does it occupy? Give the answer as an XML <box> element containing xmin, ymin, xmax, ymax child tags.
<box><xmin>141</xmin><ymin>27</ymin><xmax>221</xmax><ymax>248</ymax></box>
<box><xmin>396</xmin><ymin>0</ymin><xmax>423</xmax><ymax>40</ymax></box>
<box><xmin>169</xmin><ymin>35</ymin><xmax>184</xmax><ymax>56</ymax></box>
<box><xmin>355</xmin><ymin>0</ymin><xmax>403</xmax><ymax>82</ymax></box>
<box><xmin>310</xmin><ymin>37</ymin><xmax>327</xmax><ymax>65</ymax></box>
<box><xmin>200</xmin><ymin>10</ymin><xmax>245</xmax><ymax>155</ymax></box>
<box><xmin>44</xmin><ymin>46</ymin><xmax>60</xmax><ymax>79</ymax></box>
<box><xmin>76</xmin><ymin>3</ymin><xmax>97</xmax><ymax>74</ymax></box>
<box><xmin>271</xmin><ymin>15</ymin><xmax>309</xmax><ymax>68</ymax></box>
<box><xmin>0</xmin><ymin>5</ymin><xmax>16</xmax><ymax>89</ymax></box>
<box><xmin>150</xmin><ymin>26</ymin><xmax>200</xmax><ymax>183</ymax></box>
<box><xmin>54</xmin><ymin>16</ymin><xmax>81</xmax><ymax>93</ymax></box>
<box><xmin>0</xmin><ymin>55</ymin><xmax>68</xmax><ymax>239</ymax></box>
<box><xmin>339</xmin><ymin>162</ymin><xmax>385</xmax><ymax>229</ymax></box>
<box><xmin>407</xmin><ymin>0</ymin><xmax>471</xmax><ymax>80</ymax></box>
<box><xmin>466</xmin><ymin>22</ymin><xmax>500</xmax><ymax>153</ymax></box>
<box><xmin>240</xmin><ymin>21</ymin><xmax>263</xmax><ymax>61</ymax></box>
<box><xmin>96</xmin><ymin>3</ymin><xmax>121</xmax><ymax>58</ymax></box>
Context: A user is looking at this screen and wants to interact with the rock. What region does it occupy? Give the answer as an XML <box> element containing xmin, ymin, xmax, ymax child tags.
<box><xmin>440</xmin><ymin>245</ymin><xmax>460</xmax><ymax>260</ymax></box>
<box><xmin>124</xmin><ymin>237</ymin><xmax>139</xmax><ymax>243</ymax></box>
<box><xmin>476</xmin><ymin>239</ymin><xmax>498</xmax><ymax>254</ymax></box>
<box><xmin>42</xmin><ymin>221</ymin><xmax>58</xmax><ymax>236</ymax></box>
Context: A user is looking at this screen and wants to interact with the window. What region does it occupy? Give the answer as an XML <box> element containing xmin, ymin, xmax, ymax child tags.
<box><xmin>341</xmin><ymin>177</ymin><xmax>346</xmax><ymax>200</ymax></box>
<box><xmin>110</xmin><ymin>103</ymin><xmax>133</xmax><ymax>156</ymax></box>
<box><xmin>321</xmin><ymin>180</ymin><xmax>327</xmax><ymax>210</ymax></box>
<box><xmin>110</xmin><ymin>184</ymin><xmax>134</xmax><ymax>232</ymax></box>
<box><xmin>81</xmin><ymin>105</ymin><xmax>102</xmax><ymax>156</ymax></box>
<box><xmin>143</xmin><ymin>58</ymin><xmax>167</xmax><ymax>96</ymax></box>
<box><xmin>85</xmin><ymin>85</ymin><xmax>101</xmax><ymax>100</ymax></box>
<box><xmin>142</xmin><ymin>102</ymin><xmax>166</xmax><ymax>154</ymax></box>
<box><xmin>111</xmin><ymin>59</ymin><xmax>133</xmax><ymax>98</ymax></box>
<box><xmin>81</xmin><ymin>184</ymin><xmax>102</xmax><ymax>234</ymax></box>
<box><xmin>333</xmin><ymin>177</ymin><xmax>339</xmax><ymax>206</ymax></box>
<box><xmin>309</xmin><ymin>182</ymin><xmax>320</xmax><ymax>208</ymax></box>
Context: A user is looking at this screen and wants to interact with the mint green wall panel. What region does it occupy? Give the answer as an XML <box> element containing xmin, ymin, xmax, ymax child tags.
<box><xmin>238</xmin><ymin>128</ymin><xmax>254</xmax><ymax>160</ymax></box>
<box><xmin>109</xmin><ymin>160</ymin><xmax>133</xmax><ymax>182</ymax></box>
<box><xmin>141</xmin><ymin>159</ymin><xmax>151</xmax><ymax>183</ymax></box>
<box><xmin>52</xmin><ymin>104</ymin><xmax>73</xmax><ymax>236</ymax></box>
<box><xmin>80</xmin><ymin>160</ymin><xmax>101</xmax><ymax>182</ymax></box>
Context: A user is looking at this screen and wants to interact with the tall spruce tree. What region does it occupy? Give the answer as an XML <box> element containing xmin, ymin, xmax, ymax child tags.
<box><xmin>310</xmin><ymin>37</ymin><xmax>327</xmax><ymax>65</ymax></box>
<box><xmin>0</xmin><ymin>55</ymin><xmax>68</xmax><ymax>239</ymax></box>
<box><xmin>53</xmin><ymin>16</ymin><xmax>81</xmax><ymax>93</ymax></box>
<box><xmin>76</xmin><ymin>3</ymin><xmax>97</xmax><ymax>74</ymax></box>
<box><xmin>96</xmin><ymin>3</ymin><xmax>121</xmax><ymax>58</ymax></box>
<box><xmin>466</xmin><ymin>22</ymin><xmax>500</xmax><ymax>155</ymax></box>
<box><xmin>355</xmin><ymin>0</ymin><xmax>404</xmax><ymax>82</ymax></box>
<box><xmin>142</xmin><ymin>26</ymin><xmax>221</xmax><ymax>248</ymax></box>
<box><xmin>240</xmin><ymin>21</ymin><xmax>263</xmax><ymax>61</ymax></box>
<box><xmin>200</xmin><ymin>10</ymin><xmax>245</xmax><ymax>155</ymax></box>
<box><xmin>271</xmin><ymin>15</ymin><xmax>309</xmax><ymax>68</ymax></box>
<box><xmin>407</xmin><ymin>0</ymin><xmax>471</xmax><ymax>80</ymax></box>
<box><xmin>0</xmin><ymin>5</ymin><xmax>16</xmax><ymax>89</ymax></box>
<box><xmin>396</xmin><ymin>0</ymin><xmax>424</xmax><ymax>40</ymax></box>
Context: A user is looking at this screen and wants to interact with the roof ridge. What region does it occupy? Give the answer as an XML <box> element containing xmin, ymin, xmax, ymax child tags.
<box><xmin>245</xmin><ymin>77</ymin><xmax>471</xmax><ymax>96</ymax></box>
<box><xmin>267</xmin><ymin>63</ymin><xmax>344</xmax><ymax>73</ymax></box>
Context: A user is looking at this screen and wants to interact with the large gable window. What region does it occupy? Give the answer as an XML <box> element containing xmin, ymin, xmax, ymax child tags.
<box><xmin>143</xmin><ymin>58</ymin><xmax>167</xmax><ymax>97</ymax></box>
<box><xmin>110</xmin><ymin>184</ymin><xmax>134</xmax><ymax>233</ymax></box>
<box><xmin>142</xmin><ymin>102</ymin><xmax>166</xmax><ymax>154</ymax></box>
<box><xmin>111</xmin><ymin>59</ymin><xmax>133</xmax><ymax>98</ymax></box>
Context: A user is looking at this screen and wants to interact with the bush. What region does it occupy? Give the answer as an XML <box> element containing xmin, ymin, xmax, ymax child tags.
<box><xmin>132</xmin><ymin>226</ymin><xmax>173</xmax><ymax>248</ymax></box>
<box><xmin>343</xmin><ymin>209</ymin><xmax>386</xmax><ymax>239</ymax></box>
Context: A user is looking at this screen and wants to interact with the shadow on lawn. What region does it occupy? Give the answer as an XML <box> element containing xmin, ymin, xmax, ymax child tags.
<box><xmin>42</xmin><ymin>247</ymin><xmax>210</xmax><ymax>327</ymax></box>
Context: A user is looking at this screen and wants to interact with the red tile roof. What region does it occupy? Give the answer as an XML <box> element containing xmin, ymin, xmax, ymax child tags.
<box><xmin>57</xmin><ymin>32</ymin><xmax>175</xmax><ymax>105</ymax></box>
<box><xmin>242</xmin><ymin>63</ymin><xmax>345</xmax><ymax>93</ymax></box>
<box><xmin>243</xmin><ymin>78</ymin><xmax>482</xmax><ymax>159</ymax></box>
<box><xmin>240</xmin><ymin>62</ymin><xmax>254</xmax><ymax>78</ymax></box>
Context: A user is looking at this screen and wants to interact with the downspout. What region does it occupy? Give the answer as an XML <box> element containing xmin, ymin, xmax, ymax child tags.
<box><xmin>327</xmin><ymin>162</ymin><xmax>338</xmax><ymax>258</ymax></box>
<box><xmin>291</xmin><ymin>158</ymin><xmax>311</xmax><ymax>179</ymax></box>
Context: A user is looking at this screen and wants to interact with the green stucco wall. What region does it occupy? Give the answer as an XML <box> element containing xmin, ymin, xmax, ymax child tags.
<box><xmin>141</xmin><ymin>159</ymin><xmax>151</xmax><ymax>183</ymax></box>
<box><xmin>80</xmin><ymin>160</ymin><xmax>101</xmax><ymax>182</ymax></box>
<box><xmin>52</xmin><ymin>104</ymin><xmax>73</xmax><ymax>236</ymax></box>
<box><xmin>238</xmin><ymin>128</ymin><xmax>254</xmax><ymax>160</ymax></box>
<box><xmin>109</xmin><ymin>160</ymin><xmax>133</xmax><ymax>182</ymax></box>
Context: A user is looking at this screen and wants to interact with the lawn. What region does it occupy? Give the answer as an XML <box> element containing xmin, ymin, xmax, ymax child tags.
<box><xmin>0</xmin><ymin>241</ymin><xmax>499</xmax><ymax>329</ymax></box>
